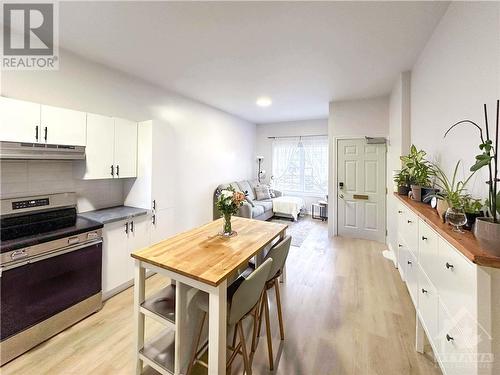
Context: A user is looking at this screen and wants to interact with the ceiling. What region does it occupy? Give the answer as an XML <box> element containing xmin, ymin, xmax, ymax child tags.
<box><xmin>58</xmin><ymin>1</ymin><xmax>449</xmax><ymax>124</ymax></box>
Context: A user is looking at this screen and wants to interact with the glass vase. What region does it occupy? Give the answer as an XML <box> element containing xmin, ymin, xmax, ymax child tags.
<box><xmin>220</xmin><ymin>213</ymin><xmax>236</xmax><ymax>237</ymax></box>
<box><xmin>445</xmin><ymin>207</ymin><xmax>467</xmax><ymax>233</ymax></box>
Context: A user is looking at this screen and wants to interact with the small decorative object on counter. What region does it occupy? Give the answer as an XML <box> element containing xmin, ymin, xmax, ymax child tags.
<box><xmin>445</xmin><ymin>207</ymin><xmax>467</xmax><ymax>233</ymax></box>
<box><xmin>215</xmin><ymin>186</ymin><xmax>245</xmax><ymax>237</ymax></box>
<box><xmin>462</xmin><ymin>196</ymin><xmax>483</xmax><ymax>231</ymax></box>
<box><xmin>393</xmin><ymin>169</ymin><xmax>411</xmax><ymax>196</ymax></box>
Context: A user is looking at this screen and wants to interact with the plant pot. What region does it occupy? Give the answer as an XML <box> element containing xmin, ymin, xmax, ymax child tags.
<box><xmin>436</xmin><ymin>199</ymin><xmax>449</xmax><ymax>223</ymax></box>
<box><xmin>397</xmin><ymin>185</ymin><xmax>410</xmax><ymax>196</ymax></box>
<box><xmin>464</xmin><ymin>212</ymin><xmax>481</xmax><ymax>231</ymax></box>
<box><xmin>410</xmin><ymin>185</ymin><xmax>422</xmax><ymax>202</ymax></box>
<box><xmin>474</xmin><ymin>218</ymin><xmax>500</xmax><ymax>254</ymax></box>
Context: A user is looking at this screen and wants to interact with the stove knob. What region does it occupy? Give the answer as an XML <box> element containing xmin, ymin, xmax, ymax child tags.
<box><xmin>87</xmin><ymin>232</ymin><xmax>98</xmax><ymax>240</ymax></box>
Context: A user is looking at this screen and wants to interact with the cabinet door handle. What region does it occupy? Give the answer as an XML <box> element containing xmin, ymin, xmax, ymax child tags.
<box><xmin>35</xmin><ymin>125</ymin><xmax>39</xmax><ymax>141</ymax></box>
<box><xmin>152</xmin><ymin>214</ymin><xmax>156</xmax><ymax>225</ymax></box>
<box><xmin>446</xmin><ymin>262</ymin><xmax>454</xmax><ymax>270</ymax></box>
<box><xmin>398</xmin><ymin>210</ymin><xmax>403</xmax><ymax>214</ymax></box>
<box><xmin>44</xmin><ymin>126</ymin><xmax>47</xmax><ymax>142</ymax></box>
<box><xmin>130</xmin><ymin>221</ymin><xmax>134</xmax><ymax>233</ymax></box>
<box><xmin>407</xmin><ymin>260</ymin><xmax>412</xmax><ymax>265</ymax></box>
<box><xmin>111</xmin><ymin>165</ymin><xmax>114</xmax><ymax>176</ymax></box>
<box><xmin>116</xmin><ymin>165</ymin><xmax>120</xmax><ymax>177</ymax></box>
<box><xmin>446</xmin><ymin>334</ymin><xmax>454</xmax><ymax>342</ymax></box>
<box><xmin>421</xmin><ymin>236</ymin><xmax>428</xmax><ymax>241</ymax></box>
<box><xmin>125</xmin><ymin>222</ymin><xmax>129</xmax><ymax>234</ymax></box>
<box><xmin>398</xmin><ymin>244</ymin><xmax>402</xmax><ymax>248</ymax></box>
<box><xmin>421</xmin><ymin>288</ymin><xmax>428</xmax><ymax>294</ymax></box>
<box><xmin>407</xmin><ymin>220</ymin><xmax>412</xmax><ymax>224</ymax></box>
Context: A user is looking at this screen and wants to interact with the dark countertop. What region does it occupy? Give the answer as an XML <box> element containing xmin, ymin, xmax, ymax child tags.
<box><xmin>0</xmin><ymin>216</ymin><xmax>103</xmax><ymax>253</ymax></box>
<box><xmin>78</xmin><ymin>206</ymin><xmax>149</xmax><ymax>224</ymax></box>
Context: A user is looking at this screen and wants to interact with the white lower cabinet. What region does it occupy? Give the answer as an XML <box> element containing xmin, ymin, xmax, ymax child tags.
<box><xmin>102</xmin><ymin>215</ymin><xmax>150</xmax><ymax>298</ymax></box>
<box><xmin>395</xmin><ymin>198</ymin><xmax>497</xmax><ymax>375</ymax></box>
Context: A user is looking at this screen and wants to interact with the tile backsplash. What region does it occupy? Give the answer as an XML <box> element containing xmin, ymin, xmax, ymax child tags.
<box><xmin>0</xmin><ymin>160</ymin><xmax>124</xmax><ymax>212</ymax></box>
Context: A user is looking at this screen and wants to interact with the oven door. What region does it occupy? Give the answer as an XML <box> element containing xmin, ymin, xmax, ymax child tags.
<box><xmin>0</xmin><ymin>241</ymin><xmax>102</xmax><ymax>341</ymax></box>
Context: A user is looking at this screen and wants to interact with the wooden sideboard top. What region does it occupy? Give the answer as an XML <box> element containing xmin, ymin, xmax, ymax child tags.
<box><xmin>394</xmin><ymin>193</ymin><xmax>500</xmax><ymax>269</ymax></box>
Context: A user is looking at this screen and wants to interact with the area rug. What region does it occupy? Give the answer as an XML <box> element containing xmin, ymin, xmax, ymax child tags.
<box><xmin>269</xmin><ymin>216</ymin><xmax>318</xmax><ymax>247</ymax></box>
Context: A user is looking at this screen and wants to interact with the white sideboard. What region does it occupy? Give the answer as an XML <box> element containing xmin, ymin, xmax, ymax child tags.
<box><xmin>395</xmin><ymin>194</ymin><xmax>500</xmax><ymax>375</ymax></box>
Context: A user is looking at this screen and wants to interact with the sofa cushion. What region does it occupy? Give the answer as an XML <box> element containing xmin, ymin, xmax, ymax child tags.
<box><xmin>237</xmin><ymin>180</ymin><xmax>255</xmax><ymax>200</ymax></box>
<box><xmin>251</xmin><ymin>205</ymin><xmax>265</xmax><ymax>218</ymax></box>
<box><xmin>229</xmin><ymin>182</ymin><xmax>241</xmax><ymax>192</ymax></box>
<box><xmin>255</xmin><ymin>185</ymin><xmax>271</xmax><ymax>200</ymax></box>
<box><xmin>254</xmin><ymin>200</ymin><xmax>272</xmax><ymax>212</ymax></box>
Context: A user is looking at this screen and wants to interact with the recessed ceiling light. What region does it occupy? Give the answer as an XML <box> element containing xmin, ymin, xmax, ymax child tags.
<box><xmin>256</xmin><ymin>97</ymin><xmax>272</xmax><ymax>107</ymax></box>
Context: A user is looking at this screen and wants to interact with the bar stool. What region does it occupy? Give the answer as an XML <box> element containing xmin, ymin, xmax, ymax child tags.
<box><xmin>253</xmin><ymin>235</ymin><xmax>291</xmax><ymax>371</ymax></box>
<box><xmin>186</xmin><ymin>258</ymin><xmax>273</xmax><ymax>375</ymax></box>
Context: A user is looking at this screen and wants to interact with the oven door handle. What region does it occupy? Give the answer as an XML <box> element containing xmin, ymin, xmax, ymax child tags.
<box><xmin>0</xmin><ymin>239</ymin><xmax>103</xmax><ymax>273</ymax></box>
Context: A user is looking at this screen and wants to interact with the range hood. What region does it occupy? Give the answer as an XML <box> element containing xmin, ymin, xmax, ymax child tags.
<box><xmin>0</xmin><ymin>141</ymin><xmax>85</xmax><ymax>160</ymax></box>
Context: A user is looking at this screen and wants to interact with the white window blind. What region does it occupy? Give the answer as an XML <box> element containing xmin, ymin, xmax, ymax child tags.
<box><xmin>271</xmin><ymin>136</ymin><xmax>328</xmax><ymax>194</ymax></box>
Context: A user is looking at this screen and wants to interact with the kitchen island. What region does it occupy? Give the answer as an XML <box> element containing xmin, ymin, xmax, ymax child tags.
<box><xmin>131</xmin><ymin>217</ymin><xmax>287</xmax><ymax>375</ymax></box>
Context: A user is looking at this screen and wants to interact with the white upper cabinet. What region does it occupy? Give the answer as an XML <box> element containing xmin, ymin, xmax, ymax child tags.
<box><xmin>84</xmin><ymin>113</ymin><xmax>115</xmax><ymax>179</ymax></box>
<box><xmin>40</xmin><ymin>105</ymin><xmax>87</xmax><ymax>146</ymax></box>
<box><xmin>0</xmin><ymin>97</ymin><xmax>40</xmax><ymax>143</ymax></box>
<box><xmin>79</xmin><ymin>115</ymin><xmax>137</xmax><ymax>180</ymax></box>
<box><xmin>0</xmin><ymin>97</ymin><xmax>86</xmax><ymax>146</ymax></box>
<box><xmin>114</xmin><ymin>118</ymin><xmax>137</xmax><ymax>178</ymax></box>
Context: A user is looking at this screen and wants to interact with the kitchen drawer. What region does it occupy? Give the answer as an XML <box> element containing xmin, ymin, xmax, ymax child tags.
<box><xmin>405</xmin><ymin>249</ymin><xmax>418</xmax><ymax>307</ymax></box>
<box><xmin>402</xmin><ymin>210</ymin><xmax>419</xmax><ymax>255</ymax></box>
<box><xmin>417</xmin><ymin>265</ymin><xmax>438</xmax><ymax>340</ymax></box>
<box><xmin>437</xmin><ymin>238</ymin><xmax>476</xmax><ymax>318</ymax></box>
<box><xmin>418</xmin><ymin>220</ymin><xmax>439</xmax><ymax>285</ymax></box>
<box><xmin>436</xmin><ymin>301</ymin><xmax>477</xmax><ymax>375</ymax></box>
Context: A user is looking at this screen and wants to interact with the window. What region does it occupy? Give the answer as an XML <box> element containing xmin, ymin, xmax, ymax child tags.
<box><xmin>271</xmin><ymin>136</ymin><xmax>328</xmax><ymax>194</ymax></box>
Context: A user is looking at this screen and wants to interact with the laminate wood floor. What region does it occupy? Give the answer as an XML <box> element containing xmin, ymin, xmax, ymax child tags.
<box><xmin>2</xmin><ymin>218</ymin><xmax>441</xmax><ymax>375</ymax></box>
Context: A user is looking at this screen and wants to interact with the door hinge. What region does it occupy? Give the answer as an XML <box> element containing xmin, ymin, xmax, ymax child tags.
<box><xmin>386</xmin><ymin>229</ymin><xmax>388</xmax><ymax>236</ymax></box>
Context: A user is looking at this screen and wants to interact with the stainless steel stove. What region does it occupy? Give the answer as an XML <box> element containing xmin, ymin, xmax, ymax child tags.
<box><xmin>0</xmin><ymin>193</ymin><xmax>104</xmax><ymax>365</ymax></box>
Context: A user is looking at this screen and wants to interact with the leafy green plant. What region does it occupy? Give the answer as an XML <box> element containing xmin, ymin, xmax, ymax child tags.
<box><xmin>400</xmin><ymin>145</ymin><xmax>432</xmax><ymax>186</ymax></box>
<box><xmin>444</xmin><ymin>100</ymin><xmax>499</xmax><ymax>222</ymax></box>
<box><xmin>432</xmin><ymin>161</ymin><xmax>475</xmax><ymax>209</ymax></box>
<box><xmin>461</xmin><ymin>195</ymin><xmax>483</xmax><ymax>214</ymax></box>
<box><xmin>394</xmin><ymin>168</ymin><xmax>411</xmax><ymax>187</ymax></box>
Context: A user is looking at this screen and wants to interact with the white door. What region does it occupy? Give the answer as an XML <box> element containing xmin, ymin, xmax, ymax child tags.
<box><xmin>151</xmin><ymin>207</ymin><xmax>175</xmax><ymax>245</ymax></box>
<box><xmin>128</xmin><ymin>215</ymin><xmax>151</xmax><ymax>275</ymax></box>
<box><xmin>337</xmin><ymin>138</ymin><xmax>386</xmax><ymax>242</ymax></box>
<box><xmin>114</xmin><ymin>118</ymin><xmax>137</xmax><ymax>178</ymax></box>
<box><xmin>40</xmin><ymin>105</ymin><xmax>86</xmax><ymax>145</ymax></box>
<box><xmin>0</xmin><ymin>97</ymin><xmax>41</xmax><ymax>143</ymax></box>
<box><xmin>84</xmin><ymin>113</ymin><xmax>115</xmax><ymax>179</ymax></box>
<box><xmin>152</xmin><ymin>121</ymin><xmax>175</xmax><ymax>210</ymax></box>
<box><xmin>102</xmin><ymin>220</ymin><xmax>129</xmax><ymax>294</ymax></box>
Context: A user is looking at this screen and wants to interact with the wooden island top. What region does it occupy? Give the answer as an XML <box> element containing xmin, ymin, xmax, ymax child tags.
<box><xmin>131</xmin><ymin>216</ymin><xmax>287</xmax><ymax>286</ymax></box>
<box><xmin>395</xmin><ymin>193</ymin><xmax>500</xmax><ymax>268</ymax></box>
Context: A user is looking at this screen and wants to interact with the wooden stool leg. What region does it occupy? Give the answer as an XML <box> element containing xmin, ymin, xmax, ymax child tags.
<box><xmin>186</xmin><ymin>312</ymin><xmax>206</xmax><ymax>375</ymax></box>
<box><xmin>263</xmin><ymin>293</ymin><xmax>274</xmax><ymax>371</ymax></box>
<box><xmin>274</xmin><ymin>279</ymin><xmax>285</xmax><ymax>340</ymax></box>
<box><xmin>251</xmin><ymin>294</ymin><xmax>263</xmax><ymax>353</ymax></box>
<box><xmin>237</xmin><ymin>321</ymin><xmax>252</xmax><ymax>375</ymax></box>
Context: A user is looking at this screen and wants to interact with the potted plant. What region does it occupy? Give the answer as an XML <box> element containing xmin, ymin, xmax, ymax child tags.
<box><xmin>462</xmin><ymin>195</ymin><xmax>484</xmax><ymax>231</ymax></box>
<box><xmin>401</xmin><ymin>145</ymin><xmax>432</xmax><ymax>202</ymax></box>
<box><xmin>432</xmin><ymin>161</ymin><xmax>475</xmax><ymax>228</ymax></box>
<box><xmin>394</xmin><ymin>168</ymin><xmax>411</xmax><ymax>195</ymax></box>
<box><xmin>444</xmin><ymin>100</ymin><xmax>500</xmax><ymax>251</ymax></box>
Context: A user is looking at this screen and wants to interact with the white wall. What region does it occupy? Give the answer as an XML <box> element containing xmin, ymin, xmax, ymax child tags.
<box><xmin>387</xmin><ymin>72</ymin><xmax>411</xmax><ymax>254</ymax></box>
<box><xmin>328</xmin><ymin>96</ymin><xmax>390</xmax><ymax>236</ymax></box>
<box><xmin>410</xmin><ymin>1</ymin><xmax>500</xmax><ymax>198</ymax></box>
<box><xmin>255</xmin><ymin>119</ymin><xmax>328</xmax><ymax>213</ymax></box>
<box><xmin>1</xmin><ymin>49</ymin><xmax>256</xmax><ymax>224</ymax></box>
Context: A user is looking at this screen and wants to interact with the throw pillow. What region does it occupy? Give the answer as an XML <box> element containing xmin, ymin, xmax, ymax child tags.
<box><xmin>255</xmin><ymin>185</ymin><xmax>271</xmax><ymax>200</ymax></box>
